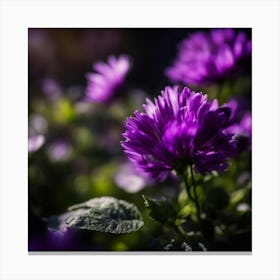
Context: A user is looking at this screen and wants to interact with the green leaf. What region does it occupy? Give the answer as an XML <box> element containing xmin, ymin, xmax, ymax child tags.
<box><xmin>230</xmin><ymin>187</ymin><xmax>250</xmax><ymax>206</ymax></box>
<box><xmin>65</xmin><ymin>197</ymin><xmax>144</xmax><ymax>234</ymax></box>
<box><xmin>142</xmin><ymin>195</ymin><xmax>175</xmax><ymax>223</ymax></box>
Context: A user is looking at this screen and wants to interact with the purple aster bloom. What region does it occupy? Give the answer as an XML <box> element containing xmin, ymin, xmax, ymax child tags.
<box><xmin>85</xmin><ymin>55</ymin><xmax>131</xmax><ymax>103</ymax></box>
<box><xmin>121</xmin><ymin>86</ymin><xmax>236</xmax><ymax>181</ymax></box>
<box><xmin>166</xmin><ymin>29</ymin><xmax>252</xmax><ymax>86</ymax></box>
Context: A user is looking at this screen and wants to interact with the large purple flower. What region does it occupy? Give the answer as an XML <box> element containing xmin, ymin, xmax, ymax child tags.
<box><xmin>85</xmin><ymin>55</ymin><xmax>131</xmax><ymax>103</ymax></box>
<box><xmin>121</xmin><ymin>86</ymin><xmax>236</xmax><ymax>181</ymax></box>
<box><xmin>166</xmin><ymin>29</ymin><xmax>251</xmax><ymax>86</ymax></box>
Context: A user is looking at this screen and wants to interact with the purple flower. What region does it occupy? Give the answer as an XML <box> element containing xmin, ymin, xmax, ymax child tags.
<box><xmin>121</xmin><ymin>86</ymin><xmax>236</xmax><ymax>181</ymax></box>
<box><xmin>85</xmin><ymin>55</ymin><xmax>131</xmax><ymax>103</ymax></box>
<box><xmin>227</xmin><ymin>112</ymin><xmax>252</xmax><ymax>138</ymax></box>
<box><xmin>28</xmin><ymin>134</ymin><xmax>45</xmax><ymax>153</ymax></box>
<box><xmin>114</xmin><ymin>162</ymin><xmax>152</xmax><ymax>193</ymax></box>
<box><xmin>239</xmin><ymin>113</ymin><xmax>252</xmax><ymax>137</ymax></box>
<box><xmin>29</xmin><ymin>114</ymin><xmax>48</xmax><ymax>134</ymax></box>
<box><xmin>166</xmin><ymin>29</ymin><xmax>251</xmax><ymax>86</ymax></box>
<box><xmin>41</xmin><ymin>77</ymin><xmax>62</xmax><ymax>100</ymax></box>
<box><xmin>47</xmin><ymin>141</ymin><xmax>72</xmax><ymax>162</ymax></box>
<box><xmin>226</xmin><ymin>99</ymin><xmax>252</xmax><ymax>151</ymax></box>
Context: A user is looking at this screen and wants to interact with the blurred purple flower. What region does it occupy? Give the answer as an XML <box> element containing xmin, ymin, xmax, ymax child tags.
<box><xmin>46</xmin><ymin>229</ymin><xmax>72</xmax><ymax>249</ymax></box>
<box><xmin>29</xmin><ymin>210</ymin><xmax>78</xmax><ymax>251</ymax></box>
<box><xmin>228</xmin><ymin>112</ymin><xmax>252</xmax><ymax>138</ymax></box>
<box><xmin>85</xmin><ymin>55</ymin><xmax>131</xmax><ymax>103</ymax></box>
<box><xmin>29</xmin><ymin>114</ymin><xmax>48</xmax><ymax>135</ymax></box>
<box><xmin>240</xmin><ymin>113</ymin><xmax>252</xmax><ymax>137</ymax></box>
<box><xmin>226</xmin><ymin>98</ymin><xmax>252</xmax><ymax>151</ymax></box>
<box><xmin>47</xmin><ymin>141</ymin><xmax>72</xmax><ymax>162</ymax></box>
<box><xmin>114</xmin><ymin>162</ymin><xmax>152</xmax><ymax>193</ymax></box>
<box><xmin>121</xmin><ymin>86</ymin><xmax>236</xmax><ymax>181</ymax></box>
<box><xmin>166</xmin><ymin>28</ymin><xmax>251</xmax><ymax>86</ymax></box>
<box><xmin>28</xmin><ymin>134</ymin><xmax>45</xmax><ymax>153</ymax></box>
<box><xmin>41</xmin><ymin>77</ymin><xmax>62</xmax><ymax>99</ymax></box>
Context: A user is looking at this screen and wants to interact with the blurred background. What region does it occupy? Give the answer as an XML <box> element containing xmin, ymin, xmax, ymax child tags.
<box><xmin>28</xmin><ymin>28</ymin><xmax>251</xmax><ymax>251</ymax></box>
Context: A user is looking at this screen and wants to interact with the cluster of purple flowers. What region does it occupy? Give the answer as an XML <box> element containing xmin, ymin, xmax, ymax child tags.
<box><xmin>166</xmin><ymin>28</ymin><xmax>251</xmax><ymax>86</ymax></box>
<box><xmin>84</xmin><ymin>28</ymin><xmax>251</xmax><ymax>182</ymax></box>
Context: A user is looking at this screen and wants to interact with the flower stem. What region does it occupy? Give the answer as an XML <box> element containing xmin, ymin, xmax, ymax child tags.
<box><xmin>190</xmin><ymin>165</ymin><xmax>201</xmax><ymax>223</ymax></box>
<box><xmin>182</xmin><ymin>166</ymin><xmax>201</xmax><ymax>223</ymax></box>
<box><xmin>183</xmin><ymin>171</ymin><xmax>195</xmax><ymax>203</ymax></box>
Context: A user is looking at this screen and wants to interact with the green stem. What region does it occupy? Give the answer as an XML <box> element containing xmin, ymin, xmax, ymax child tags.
<box><xmin>190</xmin><ymin>165</ymin><xmax>201</xmax><ymax>223</ymax></box>
<box><xmin>183</xmin><ymin>170</ymin><xmax>196</xmax><ymax>203</ymax></box>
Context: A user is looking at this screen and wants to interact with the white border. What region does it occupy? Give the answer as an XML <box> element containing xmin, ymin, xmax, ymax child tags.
<box><xmin>1</xmin><ymin>0</ymin><xmax>279</xmax><ymax>279</ymax></box>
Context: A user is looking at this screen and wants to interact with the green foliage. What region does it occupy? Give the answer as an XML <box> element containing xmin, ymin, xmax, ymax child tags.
<box><xmin>48</xmin><ymin>197</ymin><xmax>144</xmax><ymax>234</ymax></box>
<box><xmin>142</xmin><ymin>195</ymin><xmax>176</xmax><ymax>224</ymax></box>
<box><xmin>52</xmin><ymin>98</ymin><xmax>76</xmax><ymax>124</ymax></box>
